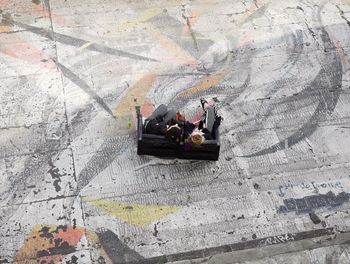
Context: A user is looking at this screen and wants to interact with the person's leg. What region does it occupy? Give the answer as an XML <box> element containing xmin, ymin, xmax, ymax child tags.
<box><xmin>210</xmin><ymin>116</ymin><xmax>221</xmax><ymax>139</ymax></box>
<box><xmin>145</xmin><ymin>104</ymin><xmax>168</xmax><ymax>121</ymax></box>
<box><xmin>205</xmin><ymin>106</ymin><xmax>215</xmax><ymax>132</ymax></box>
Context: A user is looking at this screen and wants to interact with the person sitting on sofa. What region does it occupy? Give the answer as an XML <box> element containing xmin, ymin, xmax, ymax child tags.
<box><xmin>144</xmin><ymin>104</ymin><xmax>183</xmax><ymax>143</ymax></box>
<box><xmin>185</xmin><ymin>99</ymin><xmax>222</xmax><ymax>146</ymax></box>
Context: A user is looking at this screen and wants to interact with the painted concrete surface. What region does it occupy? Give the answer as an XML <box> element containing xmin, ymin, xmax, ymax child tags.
<box><xmin>1</xmin><ymin>0</ymin><xmax>350</xmax><ymax>263</ymax></box>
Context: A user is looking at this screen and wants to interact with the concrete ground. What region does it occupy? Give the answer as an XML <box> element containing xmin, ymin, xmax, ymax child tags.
<box><xmin>1</xmin><ymin>0</ymin><xmax>350</xmax><ymax>263</ymax></box>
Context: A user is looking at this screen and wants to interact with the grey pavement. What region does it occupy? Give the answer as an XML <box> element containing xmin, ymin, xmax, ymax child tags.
<box><xmin>1</xmin><ymin>0</ymin><xmax>350</xmax><ymax>263</ymax></box>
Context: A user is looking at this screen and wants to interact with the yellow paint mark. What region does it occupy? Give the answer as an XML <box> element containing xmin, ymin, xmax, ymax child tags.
<box><xmin>113</xmin><ymin>69</ymin><xmax>159</xmax><ymax>117</ymax></box>
<box><xmin>240</xmin><ymin>2</ymin><xmax>260</xmax><ymax>25</ymax></box>
<box><xmin>111</xmin><ymin>8</ymin><xmax>162</xmax><ymax>34</ymax></box>
<box><xmin>77</xmin><ymin>42</ymin><xmax>93</xmax><ymax>51</ymax></box>
<box><xmin>0</xmin><ymin>25</ymin><xmax>10</xmax><ymax>33</ymax></box>
<box><xmin>179</xmin><ymin>71</ymin><xmax>228</xmax><ymax>97</ymax></box>
<box><xmin>78</xmin><ymin>8</ymin><xmax>161</xmax><ymax>51</ymax></box>
<box><xmin>87</xmin><ymin>198</ymin><xmax>182</xmax><ymax>227</ymax></box>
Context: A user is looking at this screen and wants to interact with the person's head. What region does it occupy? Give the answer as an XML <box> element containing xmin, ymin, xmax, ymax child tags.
<box><xmin>176</xmin><ymin>112</ymin><xmax>185</xmax><ymax>122</ymax></box>
<box><xmin>188</xmin><ymin>129</ymin><xmax>205</xmax><ymax>146</ymax></box>
<box><xmin>165</xmin><ymin>124</ymin><xmax>182</xmax><ymax>143</ymax></box>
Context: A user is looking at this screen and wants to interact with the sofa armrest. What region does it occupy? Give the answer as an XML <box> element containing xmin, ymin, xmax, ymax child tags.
<box><xmin>135</xmin><ymin>106</ymin><xmax>142</xmax><ymax>141</ymax></box>
<box><xmin>202</xmin><ymin>140</ymin><xmax>218</xmax><ymax>145</ymax></box>
<box><xmin>213</xmin><ymin>126</ymin><xmax>220</xmax><ymax>146</ymax></box>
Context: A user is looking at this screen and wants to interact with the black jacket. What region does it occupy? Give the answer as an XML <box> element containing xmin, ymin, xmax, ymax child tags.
<box><xmin>145</xmin><ymin>118</ymin><xmax>167</xmax><ymax>135</ymax></box>
<box><xmin>183</xmin><ymin>122</ymin><xmax>213</xmax><ymax>140</ymax></box>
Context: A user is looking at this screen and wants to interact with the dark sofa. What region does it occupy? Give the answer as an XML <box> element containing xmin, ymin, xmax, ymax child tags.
<box><xmin>136</xmin><ymin>106</ymin><xmax>220</xmax><ymax>161</ymax></box>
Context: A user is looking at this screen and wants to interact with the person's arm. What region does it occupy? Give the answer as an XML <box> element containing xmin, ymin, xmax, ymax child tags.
<box><xmin>146</xmin><ymin>120</ymin><xmax>167</xmax><ymax>135</ymax></box>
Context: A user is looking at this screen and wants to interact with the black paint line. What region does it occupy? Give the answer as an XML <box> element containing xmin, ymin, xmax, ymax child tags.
<box><xmin>240</xmin><ymin>91</ymin><xmax>326</xmax><ymax>157</ymax></box>
<box><xmin>279</xmin><ymin>28</ymin><xmax>304</xmax><ymax>73</ymax></box>
<box><xmin>335</xmin><ymin>5</ymin><xmax>350</xmax><ymax>28</ymax></box>
<box><xmin>96</xmin><ymin>229</ymin><xmax>143</xmax><ymax>264</ymax></box>
<box><xmin>241</xmin><ymin>25</ymin><xmax>342</xmax><ymax>157</ymax></box>
<box><xmin>0</xmin><ymin>194</ymin><xmax>77</xmax><ymax>207</ymax></box>
<box><xmin>228</xmin><ymin>26</ymin><xmax>314</xmax><ymax>150</ymax></box>
<box><xmin>168</xmin><ymin>71</ymin><xmax>251</xmax><ymax>111</ymax></box>
<box><xmin>53</xmin><ymin>60</ymin><xmax>115</xmax><ymax>118</ymax></box>
<box><xmin>126</xmin><ymin>228</ymin><xmax>335</xmax><ymax>264</ymax></box>
<box><xmin>253</xmin><ymin>28</ymin><xmax>304</xmax><ymax>124</ymax></box>
<box><xmin>222</xmin><ymin>73</ymin><xmax>251</xmax><ymax>104</ymax></box>
<box><xmin>12</xmin><ymin>21</ymin><xmax>158</xmax><ymax>62</ymax></box>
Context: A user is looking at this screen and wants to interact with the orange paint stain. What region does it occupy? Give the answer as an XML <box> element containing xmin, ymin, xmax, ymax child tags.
<box><xmin>179</xmin><ymin>72</ymin><xmax>227</xmax><ymax>97</ymax></box>
<box><xmin>182</xmin><ymin>10</ymin><xmax>200</xmax><ymax>34</ymax></box>
<box><xmin>15</xmin><ymin>225</ymin><xmax>85</xmax><ymax>263</ymax></box>
<box><xmin>335</xmin><ymin>40</ymin><xmax>347</xmax><ymax>68</ymax></box>
<box><xmin>54</xmin><ymin>226</ymin><xmax>84</xmax><ymax>246</ymax></box>
<box><xmin>0</xmin><ymin>25</ymin><xmax>11</xmax><ymax>33</ymax></box>
<box><xmin>140</xmin><ymin>97</ymin><xmax>155</xmax><ymax>118</ymax></box>
<box><xmin>236</xmin><ymin>31</ymin><xmax>253</xmax><ymax>48</ymax></box>
<box><xmin>33</xmin><ymin>4</ymin><xmax>76</xmax><ymax>27</ymax></box>
<box><xmin>0</xmin><ymin>34</ymin><xmax>56</xmax><ymax>68</ymax></box>
<box><xmin>240</xmin><ymin>3</ymin><xmax>260</xmax><ymax>24</ymax></box>
<box><xmin>113</xmin><ymin>71</ymin><xmax>159</xmax><ymax>117</ymax></box>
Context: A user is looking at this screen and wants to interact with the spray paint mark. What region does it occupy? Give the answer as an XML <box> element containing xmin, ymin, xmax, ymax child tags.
<box><xmin>87</xmin><ymin>198</ymin><xmax>182</xmax><ymax>227</ymax></box>
<box><xmin>13</xmin><ymin>21</ymin><xmax>158</xmax><ymax>62</ymax></box>
<box><xmin>278</xmin><ymin>191</ymin><xmax>350</xmax><ymax>214</ymax></box>
<box><xmin>242</xmin><ymin>25</ymin><xmax>342</xmax><ymax>157</ymax></box>
<box><xmin>96</xmin><ymin>228</ymin><xmax>144</xmax><ymax>263</ymax></box>
<box><xmin>48</xmin><ymin>159</ymin><xmax>67</xmax><ymax>192</ymax></box>
<box><xmin>54</xmin><ymin>60</ymin><xmax>115</xmax><ymax>118</ymax></box>
<box><xmin>15</xmin><ymin>225</ymin><xmax>84</xmax><ymax>263</ymax></box>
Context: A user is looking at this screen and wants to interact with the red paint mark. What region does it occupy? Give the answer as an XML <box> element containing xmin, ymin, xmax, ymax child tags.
<box><xmin>15</xmin><ymin>225</ymin><xmax>85</xmax><ymax>263</ymax></box>
<box><xmin>54</xmin><ymin>226</ymin><xmax>84</xmax><ymax>246</ymax></box>
<box><xmin>335</xmin><ymin>40</ymin><xmax>347</xmax><ymax>68</ymax></box>
<box><xmin>33</xmin><ymin>4</ymin><xmax>76</xmax><ymax>27</ymax></box>
<box><xmin>236</xmin><ymin>31</ymin><xmax>253</xmax><ymax>48</ymax></box>
<box><xmin>0</xmin><ymin>33</ymin><xmax>56</xmax><ymax>68</ymax></box>
<box><xmin>140</xmin><ymin>97</ymin><xmax>155</xmax><ymax>118</ymax></box>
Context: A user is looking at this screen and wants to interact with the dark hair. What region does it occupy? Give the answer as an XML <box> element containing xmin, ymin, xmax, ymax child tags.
<box><xmin>165</xmin><ymin>126</ymin><xmax>182</xmax><ymax>143</ymax></box>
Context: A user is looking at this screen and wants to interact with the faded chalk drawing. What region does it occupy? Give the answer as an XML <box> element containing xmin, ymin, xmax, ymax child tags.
<box><xmin>1</xmin><ymin>0</ymin><xmax>350</xmax><ymax>263</ymax></box>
